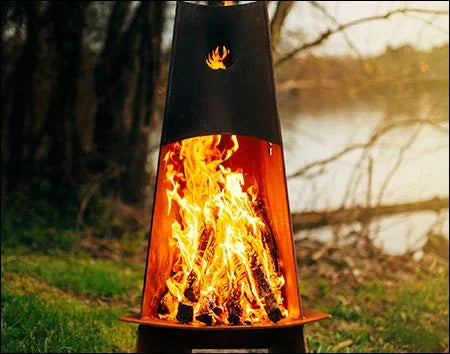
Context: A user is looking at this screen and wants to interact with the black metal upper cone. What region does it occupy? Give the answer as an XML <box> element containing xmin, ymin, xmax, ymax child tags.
<box><xmin>161</xmin><ymin>1</ymin><xmax>282</xmax><ymax>146</ymax></box>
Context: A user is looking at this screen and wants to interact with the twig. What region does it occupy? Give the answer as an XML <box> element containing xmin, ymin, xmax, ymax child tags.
<box><xmin>375</xmin><ymin>123</ymin><xmax>424</xmax><ymax>206</ymax></box>
<box><xmin>76</xmin><ymin>165</ymin><xmax>121</xmax><ymax>227</ymax></box>
<box><xmin>339</xmin><ymin>113</ymin><xmax>443</xmax><ymax>209</ymax></box>
<box><xmin>287</xmin><ymin>143</ymin><xmax>366</xmax><ymax>179</ymax></box>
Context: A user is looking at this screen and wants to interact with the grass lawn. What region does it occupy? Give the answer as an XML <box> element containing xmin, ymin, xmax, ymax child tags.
<box><xmin>1</xmin><ymin>248</ymin><xmax>448</xmax><ymax>353</ymax></box>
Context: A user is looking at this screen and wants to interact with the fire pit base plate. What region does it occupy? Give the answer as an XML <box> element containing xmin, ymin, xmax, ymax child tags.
<box><xmin>120</xmin><ymin>309</ymin><xmax>330</xmax><ymax>352</ymax></box>
<box><xmin>120</xmin><ymin>308</ymin><xmax>330</xmax><ymax>330</ymax></box>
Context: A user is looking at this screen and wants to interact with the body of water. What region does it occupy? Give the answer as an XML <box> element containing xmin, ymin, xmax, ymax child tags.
<box><xmin>281</xmin><ymin>102</ymin><xmax>449</xmax><ymax>255</ymax></box>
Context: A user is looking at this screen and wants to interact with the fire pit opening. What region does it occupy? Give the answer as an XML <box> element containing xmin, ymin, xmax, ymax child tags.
<box><xmin>144</xmin><ymin>133</ymin><xmax>300</xmax><ymax>327</ymax></box>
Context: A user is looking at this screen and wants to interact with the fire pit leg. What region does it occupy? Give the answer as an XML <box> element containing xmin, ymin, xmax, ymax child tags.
<box><xmin>135</xmin><ymin>324</ymin><xmax>307</xmax><ymax>353</ymax></box>
<box><xmin>268</xmin><ymin>325</ymin><xmax>307</xmax><ymax>353</ymax></box>
<box><xmin>136</xmin><ymin>325</ymin><xmax>190</xmax><ymax>353</ymax></box>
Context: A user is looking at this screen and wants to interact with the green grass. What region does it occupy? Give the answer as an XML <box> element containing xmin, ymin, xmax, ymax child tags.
<box><xmin>2</xmin><ymin>250</ymin><xmax>145</xmax><ymax>353</ymax></box>
<box><xmin>1</xmin><ymin>290</ymin><xmax>136</xmax><ymax>353</ymax></box>
<box><xmin>382</xmin><ymin>274</ymin><xmax>449</xmax><ymax>352</ymax></box>
<box><xmin>301</xmin><ymin>272</ymin><xmax>449</xmax><ymax>353</ymax></box>
<box><xmin>1</xmin><ymin>253</ymin><xmax>143</xmax><ymax>298</ymax></box>
<box><xmin>1</xmin><ymin>248</ymin><xmax>448</xmax><ymax>353</ymax></box>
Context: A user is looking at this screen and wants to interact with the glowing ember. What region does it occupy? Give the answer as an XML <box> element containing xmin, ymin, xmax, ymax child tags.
<box><xmin>206</xmin><ymin>46</ymin><xmax>231</xmax><ymax>70</ymax></box>
<box><xmin>157</xmin><ymin>134</ymin><xmax>288</xmax><ymax>326</ymax></box>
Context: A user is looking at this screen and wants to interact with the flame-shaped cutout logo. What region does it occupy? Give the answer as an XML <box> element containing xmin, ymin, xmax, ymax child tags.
<box><xmin>206</xmin><ymin>46</ymin><xmax>232</xmax><ymax>70</ymax></box>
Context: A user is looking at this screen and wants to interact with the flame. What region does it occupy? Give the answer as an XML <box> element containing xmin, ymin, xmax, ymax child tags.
<box><xmin>158</xmin><ymin>135</ymin><xmax>288</xmax><ymax>326</ymax></box>
<box><xmin>206</xmin><ymin>46</ymin><xmax>231</xmax><ymax>70</ymax></box>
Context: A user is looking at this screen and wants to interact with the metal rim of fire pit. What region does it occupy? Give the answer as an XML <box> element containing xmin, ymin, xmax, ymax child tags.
<box><xmin>120</xmin><ymin>308</ymin><xmax>330</xmax><ymax>330</ymax></box>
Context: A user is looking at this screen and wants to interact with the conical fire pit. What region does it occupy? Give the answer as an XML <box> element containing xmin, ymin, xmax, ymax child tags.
<box><xmin>120</xmin><ymin>2</ymin><xmax>330</xmax><ymax>352</ymax></box>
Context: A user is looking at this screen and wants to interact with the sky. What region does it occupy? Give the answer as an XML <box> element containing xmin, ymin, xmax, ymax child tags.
<box><xmin>163</xmin><ymin>1</ymin><xmax>449</xmax><ymax>57</ymax></box>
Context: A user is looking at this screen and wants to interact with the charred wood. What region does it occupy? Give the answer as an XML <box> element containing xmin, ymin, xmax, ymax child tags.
<box><xmin>198</xmin><ymin>225</ymin><xmax>214</xmax><ymax>256</ymax></box>
<box><xmin>182</xmin><ymin>225</ymin><xmax>214</xmax><ymax>302</ymax></box>
<box><xmin>176</xmin><ymin>302</ymin><xmax>194</xmax><ymax>324</ymax></box>
<box><xmin>195</xmin><ymin>313</ymin><xmax>213</xmax><ymax>325</ymax></box>
<box><xmin>184</xmin><ymin>287</ymin><xmax>198</xmax><ymax>303</ymax></box>
<box><xmin>157</xmin><ymin>300</ymin><xmax>169</xmax><ymax>315</ymax></box>
<box><xmin>265</xmin><ymin>294</ymin><xmax>284</xmax><ymax>322</ymax></box>
<box><xmin>226</xmin><ymin>288</ymin><xmax>243</xmax><ymax>325</ymax></box>
<box><xmin>250</xmin><ymin>253</ymin><xmax>285</xmax><ymax>323</ymax></box>
<box><xmin>254</xmin><ymin>199</ymin><xmax>280</xmax><ymax>274</ymax></box>
<box><xmin>157</xmin><ymin>290</ymin><xmax>174</xmax><ymax>316</ymax></box>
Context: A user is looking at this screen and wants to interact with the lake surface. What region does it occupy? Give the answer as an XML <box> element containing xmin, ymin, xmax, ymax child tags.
<box><xmin>280</xmin><ymin>102</ymin><xmax>449</xmax><ymax>255</ymax></box>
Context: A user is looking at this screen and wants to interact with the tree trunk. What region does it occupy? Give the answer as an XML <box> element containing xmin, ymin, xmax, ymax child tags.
<box><xmin>92</xmin><ymin>1</ymin><xmax>130</xmax><ymax>163</ymax></box>
<box><xmin>46</xmin><ymin>2</ymin><xmax>87</xmax><ymax>196</ymax></box>
<box><xmin>93</xmin><ymin>2</ymin><xmax>146</xmax><ymax>168</ymax></box>
<box><xmin>5</xmin><ymin>2</ymin><xmax>41</xmax><ymax>194</ymax></box>
<box><xmin>270</xmin><ymin>1</ymin><xmax>294</xmax><ymax>47</ymax></box>
<box><xmin>121</xmin><ymin>2</ymin><xmax>165</xmax><ymax>204</ymax></box>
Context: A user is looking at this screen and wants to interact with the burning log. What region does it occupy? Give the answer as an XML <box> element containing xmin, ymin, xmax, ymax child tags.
<box><xmin>254</xmin><ymin>199</ymin><xmax>280</xmax><ymax>274</ymax></box>
<box><xmin>195</xmin><ymin>313</ymin><xmax>213</xmax><ymax>325</ymax></box>
<box><xmin>184</xmin><ymin>287</ymin><xmax>198</xmax><ymax>303</ymax></box>
<box><xmin>184</xmin><ymin>272</ymin><xmax>199</xmax><ymax>302</ymax></box>
<box><xmin>157</xmin><ymin>300</ymin><xmax>169</xmax><ymax>315</ymax></box>
<box><xmin>250</xmin><ymin>253</ymin><xmax>285</xmax><ymax>323</ymax></box>
<box><xmin>265</xmin><ymin>293</ymin><xmax>284</xmax><ymax>323</ymax></box>
<box><xmin>197</xmin><ymin>225</ymin><xmax>214</xmax><ymax>257</ymax></box>
<box><xmin>226</xmin><ymin>288</ymin><xmax>243</xmax><ymax>325</ymax></box>
<box><xmin>157</xmin><ymin>225</ymin><xmax>215</xmax><ymax>324</ymax></box>
<box><xmin>196</xmin><ymin>294</ymin><xmax>223</xmax><ymax>325</ymax></box>
<box><xmin>183</xmin><ymin>225</ymin><xmax>214</xmax><ymax>303</ymax></box>
<box><xmin>176</xmin><ymin>302</ymin><xmax>194</xmax><ymax>323</ymax></box>
<box><xmin>157</xmin><ymin>290</ymin><xmax>177</xmax><ymax>316</ymax></box>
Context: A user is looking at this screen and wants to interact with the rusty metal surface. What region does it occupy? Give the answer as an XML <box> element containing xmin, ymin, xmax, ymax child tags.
<box><xmin>120</xmin><ymin>308</ymin><xmax>331</xmax><ymax>330</ymax></box>
<box><xmin>161</xmin><ymin>1</ymin><xmax>283</xmax><ymax>146</ymax></box>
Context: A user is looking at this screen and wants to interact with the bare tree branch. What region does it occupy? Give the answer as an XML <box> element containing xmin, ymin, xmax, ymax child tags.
<box><xmin>270</xmin><ymin>1</ymin><xmax>294</xmax><ymax>47</ymax></box>
<box><xmin>308</xmin><ymin>1</ymin><xmax>371</xmax><ymax>77</ymax></box>
<box><xmin>341</xmin><ymin>104</ymin><xmax>444</xmax><ymax>210</ymax></box>
<box><xmin>287</xmin><ymin>143</ymin><xmax>365</xmax><ymax>179</ymax></box>
<box><xmin>275</xmin><ymin>7</ymin><xmax>449</xmax><ymax>68</ymax></box>
<box><xmin>404</xmin><ymin>13</ymin><xmax>449</xmax><ymax>35</ymax></box>
<box><xmin>287</xmin><ymin>117</ymin><xmax>447</xmax><ymax>180</ymax></box>
<box><xmin>375</xmin><ymin>124</ymin><xmax>424</xmax><ymax>206</ymax></box>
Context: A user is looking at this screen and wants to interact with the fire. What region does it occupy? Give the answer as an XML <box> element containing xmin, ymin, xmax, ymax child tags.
<box><xmin>206</xmin><ymin>46</ymin><xmax>231</xmax><ymax>70</ymax></box>
<box><xmin>157</xmin><ymin>134</ymin><xmax>288</xmax><ymax>326</ymax></box>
